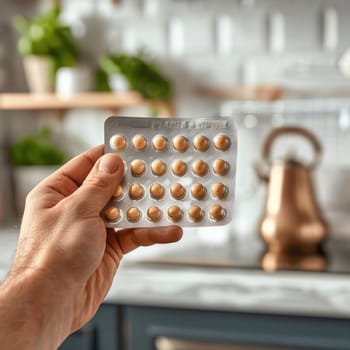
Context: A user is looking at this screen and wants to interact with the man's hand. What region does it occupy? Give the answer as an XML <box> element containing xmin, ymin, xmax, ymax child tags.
<box><xmin>0</xmin><ymin>145</ymin><xmax>182</xmax><ymax>350</ymax></box>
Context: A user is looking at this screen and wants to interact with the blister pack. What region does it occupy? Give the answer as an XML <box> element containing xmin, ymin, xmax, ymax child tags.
<box><xmin>103</xmin><ymin>116</ymin><xmax>237</xmax><ymax>228</ymax></box>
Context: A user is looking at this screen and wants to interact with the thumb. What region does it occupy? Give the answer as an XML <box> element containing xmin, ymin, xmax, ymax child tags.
<box><xmin>73</xmin><ymin>153</ymin><xmax>124</xmax><ymax>214</ymax></box>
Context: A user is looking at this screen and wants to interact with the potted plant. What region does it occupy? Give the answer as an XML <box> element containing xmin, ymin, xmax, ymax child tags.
<box><xmin>96</xmin><ymin>52</ymin><xmax>173</xmax><ymax>116</ymax></box>
<box><xmin>14</xmin><ymin>5</ymin><xmax>79</xmax><ymax>93</ymax></box>
<box><xmin>9</xmin><ymin>127</ymin><xmax>68</xmax><ymax>215</ymax></box>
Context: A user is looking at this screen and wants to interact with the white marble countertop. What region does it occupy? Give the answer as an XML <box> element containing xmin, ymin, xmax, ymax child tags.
<box><xmin>2</xmin><ymin>225</ymin><xmax>350</xmax><ymax>319</ymax></box>
<box><xmin>110</xmin><ymin>262</ymin><xmax>350</xmax><ymax>318</ymax></box>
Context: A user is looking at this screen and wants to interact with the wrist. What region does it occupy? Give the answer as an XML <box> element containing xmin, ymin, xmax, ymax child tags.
<box><xmin>0</xmin><ymin>267</ymin><xmax>74</xmax><ymax>350</ymax></box>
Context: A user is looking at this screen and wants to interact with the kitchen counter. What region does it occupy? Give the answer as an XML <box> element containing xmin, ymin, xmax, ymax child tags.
<box><xmin>2</xmin><ymin>225</ymin><xmax>350</xmax><ymax>320</ymax></box>
<box><xmin>108</xmin><ymin>262</ymin><xmax>350</xmax><ymax>319</ymax></box>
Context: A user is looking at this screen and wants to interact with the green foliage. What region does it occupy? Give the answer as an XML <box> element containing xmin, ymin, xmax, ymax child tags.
<box><xmin>13</xmin><ymin>5</ymin><xmax>79</xmax><ymax>80</ymax></box>
<box><xmin>96</xmin><ymin>53</ymin><xmax>172</xmax><ymax>101</ymax></box>
<box><xmin>9</xmin><ymin>127</ymin><xmax>67</xmax><ymax>166</ymax></box>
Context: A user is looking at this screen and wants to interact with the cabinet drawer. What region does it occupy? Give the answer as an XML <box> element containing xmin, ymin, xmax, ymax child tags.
<box><xmin>156</xmin><ymin>337</ymin><xmax>292</xmax><ymax>350</ymax></box>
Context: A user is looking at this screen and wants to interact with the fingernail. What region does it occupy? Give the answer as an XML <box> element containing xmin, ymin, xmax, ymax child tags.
<box><xmin>99</xmin><ymin>154</ymin><xmax>120</xmax><ymax>174</ymax></box>
<box><xmin>176</xmin><ymin>227</ymin><xmax>183</xmax><ymax>237</ymax></box>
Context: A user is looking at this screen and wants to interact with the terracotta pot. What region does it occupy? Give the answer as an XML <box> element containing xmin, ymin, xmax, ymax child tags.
<box><xmin>23</xmin><ymin>56</ymin><xmax>53</xmax><ymax>93</ymax></box>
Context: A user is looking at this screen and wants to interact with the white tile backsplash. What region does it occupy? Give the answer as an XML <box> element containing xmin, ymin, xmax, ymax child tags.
<box><xmin>142</xmin><ymin>0</ymin><xmax>160</xmax><ymax>17</ymax></box>
<box><xmin>336</xmin><ymin>5</ymin><xmax>350</xmax><ymax>51</ymax></box>
<box><xmin>322</xmin><ymin>7</ymin><xmax>339</xmax><ymax>52</ymax></box>
<box><xmin>4</xmin><ymin>0</ymin><xmax>350</xmax><ymax>223</ymax></box>
<box><xmin>183</xmin><ymin>16</ymin><xmax>213</xmax><ymax>55</ymax></box>
<box><xmin>283</xmin><ymin>4</ymin><xmax>320</xmax><ymax>52</ymax></box>
<box><xmin>268</xmin><ymin>11</ymin><xmax>285</xmax><ymax>53</ymax></box>
<box><xmin>134</xmin><ymin>20</ymin><xmax>166</xmax><ymax>55</ymax></box>
<box><xmin>215</xmin><ymin>15</ymin><xmax>233</xmax><ymax>55</ymax></box>
<box><xmin>168</xmin><ymin>17</ymin><xmax>185</xmax><ymax>57</ymax></box>
<box><xmin>55</xmin><ymin>0</ymin><xmax>350</xmax><ymax>75</ymax></box>
<box><xmin>232</xmin><ymin>9</ymin><xmax>267</xmax><ymax>53</ymax></box>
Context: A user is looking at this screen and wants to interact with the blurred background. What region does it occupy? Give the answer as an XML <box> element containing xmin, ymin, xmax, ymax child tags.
<box><xmin>2</xmin><ymin>1</ymin><xmax>350</xmax><ymax>349</ymax></box>
<box><xmin>2</xmin><ymin>0</ymin><xmax>350</xmax><ymax>255</ymax></box>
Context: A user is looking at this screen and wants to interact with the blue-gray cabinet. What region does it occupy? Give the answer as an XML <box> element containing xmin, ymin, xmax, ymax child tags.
<box><xmin>59</xmin><ymin>304</ymin><xmax>350</xmax><ymax>350</ymax></box>
<box><xmin>59</xmin><ymin>304</ymin><xmax>119</xmax><ymax>350</ymax></box>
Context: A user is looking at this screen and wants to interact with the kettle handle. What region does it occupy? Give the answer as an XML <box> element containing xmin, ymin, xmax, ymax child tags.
<box><xmin>262</xmin><ymin>126</ymin><xmax>322</xmax><ymax>170</ymax></box>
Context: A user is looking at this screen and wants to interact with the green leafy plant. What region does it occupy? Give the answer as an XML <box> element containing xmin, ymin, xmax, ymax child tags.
<box><xmin>13</xmin><ymin>5</ymin><xmax>79</xmax><ymax>82</ymax></box>
<box><xmin>9</xmin><ymin>127</ymin><xmax>67</xmax><ymax>166</ymax></box>
<box><xmin>96</xmin><ymin>53</ymin><xmax>172</xmax><ymax>101</ymax></box>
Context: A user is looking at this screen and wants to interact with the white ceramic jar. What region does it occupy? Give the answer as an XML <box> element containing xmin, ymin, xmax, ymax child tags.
<box><xmin>55</xmin><ymin>66</ymin><xmax>93</xmax><ymax>96</ymax></box>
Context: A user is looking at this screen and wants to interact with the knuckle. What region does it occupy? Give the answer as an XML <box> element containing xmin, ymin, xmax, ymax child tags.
<box><xmin>25</xmin><ymin>188</ymin><xmax>37</xmax><ymax>206</ymax></box>
<box><xmin>85</xmin><ymin>175</ymin><xmax>110</xmax><ymax>191</ymax></box>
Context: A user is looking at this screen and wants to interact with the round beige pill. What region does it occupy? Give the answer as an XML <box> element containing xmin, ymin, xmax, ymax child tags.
<box><xmin>167</xmin><ymin>206</ymin><xmax>183</xmax><ymax>223</ymax></box>
<box><xmin>147</xmin><ymin>206</ymin><xmax>162</xmax><ymax>222</ymax></box>
<box><xmin>130</xmin><ymin>159</ymin><xmax>146</xmax><ymax>177</ymax></box>
<box><xmin>129</xmin><ymin>183</ymin><xmax>145</xmax><ymax>200</ymax></box>
<box><xmin>126</xmin><ymin>207</ymin><xmax>141</xmax><ymax>223</ymax></box>
<box><xmin>104</xmin><ymin>206</ymin><xmax>121</xmax><ymax>222</ymax></box>
<box><xmin>209</xmin><ymin>204</ymin><xmax>226</xmax><ymax>222</ymax></box>
<box><xmin>152</xmin><ymin>135</ymin><xmax>168</xmax><ymax>152</ymax></box>
<box><xmin>110</xmin><ymin>134</ymin><xmax>127</xmax><ymax>151</ymax></box>
<box><xmin>213</xmin><ymin>159</ymin><xmax>229</xmax><ymax>176</ymax></box>
<box><xmin>214</xmin><ymin>134</ymin><xmax>231</xmax><ymax>151</ymax></box>
<box><xmin>191</xmin><ymin>183</ymin><xmax>206</xmax><ymax>200</ymax></box>
<box><xmin>211</xmin><ymin>182</ymin><xmax>228</xmax><ymax>199</ymax></box>
<box><xmin>173</xmin><ymin>135</ymin><xmax>189</xmax><ymax>153</ymax></box>
<box><xmin>192</xmin><ymin>159</ymin><xmax>208</xmax><ymax>177</ymax></box>
<box><xmin>193</xmin><ymin>135</ymin><xmax>209</xmax><ymax>152</ymax></box>
<box><xmin>150</xmin><ymin>183</ymin><xmax>165</xmax><ymax>200</ymax></box>
<box><xmin>132</xmin><ymin>134</ymin><xmax>147</xmax><ymax>151</ymax></box>
<box><xmin>188</xmin><ymin>205</ymin><xmax>204</xmax><ymax>222</ymax></box>
<box><xmin>171</xmin><ymin>159</ymin><xmax>187</xmax><ymax>177</ymax></box>
<box><xmin>151</xmin><ymin>159</ymin><xmax>167</xmax><ymax>176</ymax></box>
<box><xmin>113</xmin><ymin>185</ymin><xmax>124</xmax><ymax>199</ymax></box>
<box><xmin>170</xmin><ymin>183</ymin><xmax>186</xmax><ymax>200</ymax></box>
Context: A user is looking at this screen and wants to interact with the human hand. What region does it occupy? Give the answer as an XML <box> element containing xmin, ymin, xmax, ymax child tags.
<box><xmin>3</xmin><ymin>145</ymin><xmax>182</xmax><ymax>349</ymax></box>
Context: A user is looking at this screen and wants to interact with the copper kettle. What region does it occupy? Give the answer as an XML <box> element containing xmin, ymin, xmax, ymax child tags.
<box><xmin>260</xmin><ymin>250</ymin><xmax>327</xmax><ymax>272</ymax></box>
<box><xmin>256</xmin><ymin>126</ymin><xmax>329</xmax><ymax>253</ymax></box>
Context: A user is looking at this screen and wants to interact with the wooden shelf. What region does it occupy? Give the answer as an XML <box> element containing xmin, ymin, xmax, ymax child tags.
<box><xmin>0</xmin><ymin>92</ymin><xmax>146</xmax><ymax>111</ymax></box>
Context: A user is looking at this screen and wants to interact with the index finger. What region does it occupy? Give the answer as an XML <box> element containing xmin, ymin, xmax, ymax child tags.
<box><xmin>113</xmin><ymin>226</ymin><xmax>183</xmax><ymax>255</ymax></box>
